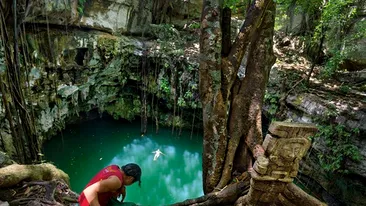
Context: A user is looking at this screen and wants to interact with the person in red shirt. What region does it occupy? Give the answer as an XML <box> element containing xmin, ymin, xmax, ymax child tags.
<box><xmin>78</xmin><ymin>163</ymin><xmax>142</xmax><ymax>206</ymax></box>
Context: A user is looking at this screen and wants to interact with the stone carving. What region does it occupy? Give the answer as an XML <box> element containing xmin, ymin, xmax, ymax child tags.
<box><xmin>236</xmin><ymin>121</ymin><xmax>326</xmax><ymax>206</ymax></box>
<box><xmin>258</xmin><ymin>135</ymin><xmax>311</xmax><ymax>182</ymax></box>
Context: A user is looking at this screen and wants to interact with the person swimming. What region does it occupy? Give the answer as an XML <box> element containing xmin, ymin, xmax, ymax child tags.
<box><xmin>152</xmin><ymin>149</ymin><xmax>165</xmax><ymax>161</ymax></box>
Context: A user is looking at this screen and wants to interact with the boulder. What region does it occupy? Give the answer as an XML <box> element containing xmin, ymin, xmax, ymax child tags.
<box><xmin>0</xmin><ymin>201</ymin><xmax>9</xmax><ymax>206</ymax></box>
<box><xmin>57</xmin><ymin>85</ymin><xmax>79</xmax><ymax>98</ymax></box>
<box><xmin>341</xmin><ymin>17</ymin><xmax>366</xmax><ymax>71</ymax></box>
<box><xmin>286</xmin><ymin>93</ymin><xmax>366</xmax><ymax>132</ymax></box>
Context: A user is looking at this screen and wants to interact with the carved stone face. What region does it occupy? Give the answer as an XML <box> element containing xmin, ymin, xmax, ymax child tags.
<box><xmin>269</xmin><ymin>138</ymin><xmax>309</xmax><ymax>164</ymax></box>
<box><xmin>280</xmin><ymin>143</ymin><xmax>303</xmax><ymax>162</ymax></box>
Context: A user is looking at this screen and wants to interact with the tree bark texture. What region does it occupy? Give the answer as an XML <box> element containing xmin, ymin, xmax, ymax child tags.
<box><xmin>200</xmin><ymin>0</ymin><xmax>227</xmax><ymax>194</ymax></box>
<box><xmin>200</xmin><ymin>0</ymin><xmax>276</xmax><ymax>194</ymax></box>
<box><xmin>219</xmin><ymin>0</ymin><xmax>276</xmax><ymax>190</ymax></box>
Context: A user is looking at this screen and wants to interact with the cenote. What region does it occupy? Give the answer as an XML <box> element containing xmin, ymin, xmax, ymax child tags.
<box><xmin>43</xmin><ymin>117</ymin><xmax>203</xmax><ymax>205</ymax></box>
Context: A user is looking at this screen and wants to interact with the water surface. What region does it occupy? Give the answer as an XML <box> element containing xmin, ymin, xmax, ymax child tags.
<box><xmin>43</xmin><ymin>117</ymin><xmax>203</xmax><ymax>205</ymax></box>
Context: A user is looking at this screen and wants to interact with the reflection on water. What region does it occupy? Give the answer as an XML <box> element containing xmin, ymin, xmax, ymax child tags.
<box><xmin>43</xmin><ymin>118</ymin><xmax>203</xmax><ymax>205</ymax></box>
<box><xmin>109</xmin><ymin>137</ymin><xmax>203</xmax><ymax>205</ymax></box>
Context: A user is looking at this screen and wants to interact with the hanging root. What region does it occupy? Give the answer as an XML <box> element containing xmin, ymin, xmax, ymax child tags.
<box><xmin>0</xmin><ymin>163</ymin><xmax>70</xmax><ymax>188</ymax></box>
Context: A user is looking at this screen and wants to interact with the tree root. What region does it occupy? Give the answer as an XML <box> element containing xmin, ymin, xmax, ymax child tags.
<box><xmin>0</xmin><ymin>163</ymin><xmax>69</xmax><ymax>188</ymax></box>
<box><xmin>2</xmin><ymin>180</ymin><xmax>79</xmax><ymax>206</ymax></box>
<box><xmin>171</xmin><ymin>174</ymin><xmax>250</xmax><ymax>206</ymax></box>
<box><xmin>0</xmin><ymin>163</ymin><xmax>78</xmax><ymax>206</ymax></box>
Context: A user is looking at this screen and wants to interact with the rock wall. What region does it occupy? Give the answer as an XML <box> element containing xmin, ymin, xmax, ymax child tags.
<box><xmin>0</xmin><ymin>0</ymin><xmax>365</xmax><ymax>205</ymax></box>
<box><xmin>276</xmin><ymin>0</ymin><xmax>366</xmax><ymax>71</ymax></box>
<box><xmin>267</xmin><ymin>62</ymin><xmax>366</xmax><ymax>205</ymax></box>
<box><xmin>285</xmin><ymin>92</ymin><xmax>366</xmax><ymax>205</ymax></box>
<box><xmin>23</xmin><ymin>0</ymin><xmax>203</xmax><ymax>34</ymax></box>
<box><xmin>0</xmin><ymin>25</ymin><xmax>201</xmax><ymax>157</ymax></box>
<box><xmin>24</xmin><ymin>0</ymin><xmax>152</xmax><ymax>34</ymax></box>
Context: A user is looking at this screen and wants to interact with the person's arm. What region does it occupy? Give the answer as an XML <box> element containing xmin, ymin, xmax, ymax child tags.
<box><xmin>111</xmin><ymin>185</ymin><xmax>126</xmax><ymax>201</ymax></box>
<box><xmin>83</xmin><ymin>176</ymin><xmax>122</xmax><ymax>206</ymax></box>
<box><xmin>120</xmin><ymin>186</ymin><xmax>126</xmax><ymax>202</ymax></box>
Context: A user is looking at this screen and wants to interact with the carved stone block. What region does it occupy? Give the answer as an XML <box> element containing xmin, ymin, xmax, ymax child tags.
<box><xmin>268</xmin><ymin>121</ymin><xmax>318</xmax><ymax>139</ymax></box>
<box><xmin>243</xmin><ymin>121</ymin><xmax>324</xmax><ymax>205</ymax></box>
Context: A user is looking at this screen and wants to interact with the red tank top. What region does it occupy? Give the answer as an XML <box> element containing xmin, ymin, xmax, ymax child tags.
<box><xmin>78</xmin><ymin>165</ymin><xmax>123</xmax><ymax>206</ymax></box>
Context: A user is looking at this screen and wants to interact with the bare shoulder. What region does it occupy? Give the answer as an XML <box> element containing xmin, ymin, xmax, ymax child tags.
<box><xmin>99</xmin><ymin>175</ymin><xmax>122</xmax><ymax>192</ymax></box>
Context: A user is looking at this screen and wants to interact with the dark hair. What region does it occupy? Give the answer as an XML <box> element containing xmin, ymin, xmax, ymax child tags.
<box><xmin>121</xmin><ymin>163</ymin><xmax>142</xmax><ymax>187</ymax></box>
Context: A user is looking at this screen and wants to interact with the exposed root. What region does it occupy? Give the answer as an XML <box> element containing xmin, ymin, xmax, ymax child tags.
<box><xmin>0</xmin><ymin>180</ymin><xmax>78</xmax><ymax>206</ymax></box>
<box><xmin>172</xmin><ymin>173</ymin><xmax>250</xmax><ymax>206</ymax></box>
<box><xmin>0</xmin><ymin>163</ymin><xmax>70</xmax><ymax>188</ymax></box>
<box><xmin>0</xmin><ymin>163</ymin><xmax>77</xmax><ymax>205</ymax></box>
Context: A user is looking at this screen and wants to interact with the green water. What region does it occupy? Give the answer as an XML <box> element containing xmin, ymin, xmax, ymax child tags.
<box><xmin>43</xmin><ymin>117</ymin><xmax>203</xmax><ymax>205</ymax></box>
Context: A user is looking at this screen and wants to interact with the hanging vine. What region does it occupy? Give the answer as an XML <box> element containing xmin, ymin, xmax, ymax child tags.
<box><xmin>140</xmin><ymin>47</ymin><xmax>148</xmax><ymax>134</ymax></box>
<box><xmin>0</xmin><ymin>0</ymin><xmax>40</xmax><ymax>163</ymax></box>
<box><xmin>152</xmin><ymin>0</ymin><xmax>173</xmax><ymax>24</ymax></box>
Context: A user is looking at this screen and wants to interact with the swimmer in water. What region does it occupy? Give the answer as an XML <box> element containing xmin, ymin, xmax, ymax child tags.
<box><xmin>152</xmin><ymin>149</ymin><xmax>165</xmax><ymax>161</ymax></box>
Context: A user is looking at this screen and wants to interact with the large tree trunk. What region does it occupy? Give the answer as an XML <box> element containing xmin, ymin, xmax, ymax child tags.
<box><xmin>230</xmin><ymin>0</ymin><xmax>276</xmax><ymax>178</ymax></box>
<box><xmin>199</xmin><ymin>0</ymin><xmax>226</xmax><ymax>194</ymax></box>
<box><xmin>200</xmin><ymin>0</ymin><xmax>276</xmax><ymax>194</ymax></box>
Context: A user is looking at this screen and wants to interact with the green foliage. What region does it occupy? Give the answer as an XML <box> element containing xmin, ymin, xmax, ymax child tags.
<box><xmin>159</xmin><ymin>77</ymin><xmax>171</xmax><ymax>94</ymax></box>
<box><xmin>321</xmin><ymin>0</ymin><xmax>356</xmax><ymax>26</ymax></box>
<box><xmin>319</xmin><ymin>0</ymin><xmax>356</xmax><ymax>74</ymax></box>
<box><xmin>149</xmin><ymin>40</ymin><xmax>200</xmax><ymax>112</ymax></box>
<box><xmin>97</xmin><ymin>36</ymin><xmax>119</xmax><ymax>63</ymax></box>
<box><xmin>313</xmin><ymin>0</ymin><xmax>363</xmax><ymax>77</ymax></box>
<box><xmin>322</xmin><ymin>51</ymin><xmax>345</xmax><ymax>78</ymax></box>
<box><xmin>105</xmin><ymin>97</ymin><xmax>141</xmax><ymax>121</ymax></box>
<box><xmin>264</xmin><ymin>91</ymin><xmax>280</xmax><ymax>116</ymax></box>
<box><xmin>315</xmin><ymin>124</ymin><xmax>361</xmax><ymax>174</ymax></box>
<box><xmin>173</xmin><ymin>115</ymin><xmax>184</xmax><ymax>127</ymax></box>
<box><xmin>224</xmin><ymin>0</ymin><xmax>239</xmax><ymax>11</ymax></box>
<box><xmin>224</xmin><ymin>0</ymin><xmax>250</xmax><ymax>14</ymax></box>
<box><xmin>360</xmin><ymin>84</ymin><xmax>366</xmax><ymax>92</ymax></box>
<box><xmin>277</xmin><ymin>0</ymin><xmax>323</xmax><ymax>15</ymax></box>
<box><xmin>339</xmin><ymin>84</ymin><xmax>351</xmax><ymax>94</ymax></box>
<box><xmin>274</xmin><ymin>6</ymin><xmax>288</xmax><ymax>31</ymax></box>
<box><xmin>177</xmin><ymin>97</ymin><xmax>186</xmax><ymax>107</ymax></box>
<box><xmin>184</xmin><ymin>90</ymin><xmax>193</xmax><ymax>99</ymax></box>
<box><xmin>278</xmin><ymin>0</ymin><xmax>364</xmax><ymax>77</ymax></box>
<box><xmin>322</xmin><ymin>107</ymin><xmax>338</xmax><ymax>120</ymax></box>
<box><xmin>78</xmin><ymin>0</ymin><xmax>87</xmax><ymax>16</ymax></box>
<box><xmin>150</xmin><ymin>24</ymin><xmax>180</xmax><ymax>41</ymax></box>
<box><xmin>188</xmin><ymin>22</ymin><xmax>200</xmax><ymax>29</ymax></box>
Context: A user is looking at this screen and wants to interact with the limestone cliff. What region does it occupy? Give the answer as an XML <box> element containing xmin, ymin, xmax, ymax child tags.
<box><xmin>0</xmin><ymin>0</ymin><xmax>365</xmax><ymax>205</ymax></box>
